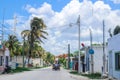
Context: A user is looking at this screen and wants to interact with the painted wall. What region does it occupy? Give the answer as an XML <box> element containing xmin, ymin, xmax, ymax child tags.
<box><xmin>108</xmin><ymin>33</ymin><xmax>120</xmax><ymax>79</ymax></box>
<box><xmin>85</xmin><ymin>45</ymin><xmax>107</xmax><ymax>73</ymax></box>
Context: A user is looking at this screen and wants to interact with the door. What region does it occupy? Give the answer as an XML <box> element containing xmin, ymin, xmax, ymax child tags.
<box><xmin>6</xmin><ymin>56</ymin><xmax>9</xmax><ymax>66</ymax></box>
<box><xmin>109</xmin><ymin>52</ymin><xmax>113</xmax><ymax>77</ymax></box>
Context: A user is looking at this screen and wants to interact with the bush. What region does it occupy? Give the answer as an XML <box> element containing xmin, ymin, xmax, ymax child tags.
<box><xmin>11</xmin><ymin>67</ymin><xmax>31</xmax><ymax>73</ymax></box>
<box><xmin>70</xmin><ymin>71</ymin><xmax>78</xmax><ymax>74</ymax></box>
<box><xmin>70</xmin><ymin>71</ymin><xmax>101</xmax><ymax>79</ymax></box>
<box><xmin>81</xmin><ymin>73</ymin><xmax>101</xmax><ymax>79</ymax></box>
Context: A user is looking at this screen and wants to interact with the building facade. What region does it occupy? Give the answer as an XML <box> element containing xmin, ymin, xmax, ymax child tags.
<box><xmin>83</xmin><ymin>45</ymin><xmax>108</xmax><ymax>73</ymax></box>
<box><xmin>108</xmin><ymin>33</ymin><xmax>120</xmax><ymax>79</ymax></box>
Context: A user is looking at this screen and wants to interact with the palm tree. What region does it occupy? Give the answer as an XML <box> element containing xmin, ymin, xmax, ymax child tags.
<box><xmin>14</xmin><ymin>42</ymin><xmax>22</xmax><ymax>61</ymax></box>
<box><xmin>108</xmin><ymin>25</ymin><xmax>120</xmax><ymax>37</ymax></box>
<box><xmin>113</xmin><ymin>25</ymin><xmax>120</xmax><ymax>35</ymax></box>
<box><xmin>5</xmin><ymin>35</ymin><xmax>19</xmax><ymax>60</ymax></box>
<box><xmin>32</xmin><ymin>43</ymin><xmax>46</xmax><ymax>66</ymax></box>
<box><xmin>21</xmin><ymin>30</ymin><xmax>30</xmax><ymax>57</ymax></box>
<box><xmin>21</xmin><ymin>17</ymin><xmax>48</xmax><ymax>64</ymax></box>
<box><xmin>32</xmin><ymin>42</ymin><xmax>42</xmax><ymax>58</ymax></box>
<box><xmin>45</xmin><ymin>52</ymin><xmax>55</xmax><ymax>64</ymax></box>
<box><xmin>29</xmin><ymin>17</ymin><xmax>48</xmax><ymax>54</ymax></box>
<box><xmin>108</xmin><ymin>28</ymin><xmax>112</xmax><ymax>37</ymax></box>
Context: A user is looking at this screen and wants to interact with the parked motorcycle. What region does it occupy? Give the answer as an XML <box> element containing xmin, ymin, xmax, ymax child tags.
<box><xmin>2</xmin><ymin>65</ymin><xmax>11</xmax><ymax>74</ymax></box>
<box><xmin>52</xmin><ymin>63</ymin><xmax>60</xmax><ymax>70</ymax></box>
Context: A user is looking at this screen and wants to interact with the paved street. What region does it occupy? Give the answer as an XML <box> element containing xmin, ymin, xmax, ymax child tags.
<box><xmin>0</xmin><ymin>67</ymin><xmax>88</xmax><ymax>80</ymax></box>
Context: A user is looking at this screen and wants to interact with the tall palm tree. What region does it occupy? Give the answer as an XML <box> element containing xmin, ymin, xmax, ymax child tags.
<box><xmin>30</xmin><ymin>17</ymin><xmax>48</xmax><ymax>52</ymax></box>
<box><xmin>21</xmin><ymin>17</ymin><xmax>48</xmax><ymax>64</ymax></box>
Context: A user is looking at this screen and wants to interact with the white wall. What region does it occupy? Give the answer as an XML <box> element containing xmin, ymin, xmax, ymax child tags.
<box><xmin>108</xmin><ymin>33</ymin><xmax>120</xmax><ymax>79</ymax></box>
<box><xmin>88</xmin><ymin>45</ymin><xmax>107</xmax><ymax>73</ymax></box>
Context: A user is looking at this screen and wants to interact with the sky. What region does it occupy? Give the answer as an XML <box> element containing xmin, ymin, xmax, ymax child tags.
<box><xmin>0</xmin><ymin>0</ymin><xmax>120</xmax><ymax>55</ymax></box>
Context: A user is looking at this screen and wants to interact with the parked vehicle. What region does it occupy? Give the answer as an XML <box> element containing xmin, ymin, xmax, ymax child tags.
<box><xmin>52</xmin><ymin>63</ymin><xmax>60</xmax><ymax>70</ymax></box>
<box><xmin>2</xmin><ymin>65</ymin><xmax>11</xmax><ymax>74</ymax></box>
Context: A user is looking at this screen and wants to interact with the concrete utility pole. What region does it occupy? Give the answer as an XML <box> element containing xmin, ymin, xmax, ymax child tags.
<box><xmin>103</xmin><ymin>20</ymin><xmax>106</xmax><ymax>74</ymax></box>
<box><xmin>1</xmin><ymin>9</ymin><xmax>5</xmax><ymax>44</ymax></box>
<box><xmin>77</xmin><ymin>15</ymin><xmax>81</xmax><ymax>73</ymax></box>
<box><xmin>68</xmin><ymin>44</ymin><xmax>70</xmax><ymax>69</ymax></box>
<box><xmin>13</xmin><ymin>15</ymin><xmax>17</xmax><ymax>35</ymax></box>
<box><xmin>89</xmin><ymin>28</ymin><xmax>94</xmax><ymax>73</ymax></box>
<box><xmin>22</xmin><ymin>36</ymin><xmax>25</xmax><ymax>68</ymax></box>
<box><xmin>69</xmin><ymin>15</ymin><xmax>81</xmax><ymax>73</ymax></box>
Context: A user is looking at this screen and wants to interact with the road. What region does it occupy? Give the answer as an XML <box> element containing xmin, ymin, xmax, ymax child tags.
<box><xmin>0</xmin><ymin>67</ymin><xmax>82</xmax><ymax>80</ymax></box>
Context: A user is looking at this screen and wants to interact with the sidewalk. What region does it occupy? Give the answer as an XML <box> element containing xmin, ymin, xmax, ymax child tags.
<box><xmin>65</xmin><ymin>69</ymin><xmax>89</xmax><ymax>80</ymax></box>
<box><xmin>67</xmin><ymin>69</ymin><xmax>108</xmax><ymax>80</ymax></box>
<box><xmin>70</xmin><ymin>74</ymin><xmax>109</xmax><ymax>80</ymax></box>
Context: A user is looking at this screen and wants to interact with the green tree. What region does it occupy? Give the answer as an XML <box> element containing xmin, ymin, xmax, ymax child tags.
<box><xmin>14</xmin><ymin>42</ymin><xmax>22</xmax><ymax>61</ymax></box>
<box><xmin>45</xmin><ymin>52</ymin><xmax>55</xmax><ymax>64</ymax></box>
<box><xmin>5</xmin><ymin>35</ymin><xmax>19</xmax><ymax>60</ymax></box>
<box><xmin>108</xmin><ymin>28</ymin><xmax>112</xmax><ymax>37</ymax></box>
<box><xmin>21</xmin><ymin>31</ymin><xmax>30</xmax><ymax>57</ymax></box>
<box><xmin>29</xmin><ymin>17</ymin><xmax>48</xmax><ymax>56</ymax></box>
<box><xmin>21</xmin><ymin>17</ymin><xmax>48</xmax><ymax>63</ymax></box>
<box><xmin>113</xmin><ymin>25</ymin><xmax>120</xmax><ymax>35</ymax></box>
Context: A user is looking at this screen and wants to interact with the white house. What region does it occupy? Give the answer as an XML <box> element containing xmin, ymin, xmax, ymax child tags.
<box><xmin>0</xmin><ymin>47</ymin><xmax>10</xmax><ymax>73</ymax></box>
<box><xmin>83</xmin><ymin>45</ymin><xmax>108</xmax><ymax>73</ymax></box>
<box><xmin>108</xmin><ymin>33</ymin><xmax>120</xmax><ymax>79</ymax></box>
<box><xmin>0</xmin><ymin>49</ymin><xmax>4</xmax><ymax>73</ymax></box>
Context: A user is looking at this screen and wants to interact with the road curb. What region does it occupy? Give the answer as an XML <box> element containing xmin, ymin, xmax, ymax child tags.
<box><xmin>69</xmin><ymin>74</ymin><xmax>89</xmax><ymax>80</ymax></box>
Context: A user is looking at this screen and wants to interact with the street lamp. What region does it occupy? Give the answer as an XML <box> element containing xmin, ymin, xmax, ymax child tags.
<box><xmin>69</xmin><ymin>15</ymin><xmax>81</xmax><ymax>73</ymax></box>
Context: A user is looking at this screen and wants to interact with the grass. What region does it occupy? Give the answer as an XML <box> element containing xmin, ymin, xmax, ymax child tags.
<box><xmin>10</xmin><ymin>66</ymin><xmax>46</xmax><ymax>73</ymax></box>
<box><xmin>70</xmin><ymin>71</ymin><xmax>78</xmax><ymax>75</ymax></box>
<box><xmin>70</xmin><ymin>71</ymin><xmax>101</xmax><ymax>79</ymax></box>
<box><xmin>81</xmin><ymin>73</ymin><xmax>101</xmax><ymax>79</ymax></box>
<box><xmin>11</xmin><ymin>67</ymin><xmax>31</xmax><ymax>73</ymax></box>
<box><xmin>63</xmin><ymin>67</ymin><xmax>68</xmax><ymax>70</ymax></box>
<box><xmin>30</xmin><ymin>66</ymin><xmax>44</xmax><ymax>69</ymax></box>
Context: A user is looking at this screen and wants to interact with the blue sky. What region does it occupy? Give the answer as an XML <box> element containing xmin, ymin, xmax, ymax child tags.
<box><xmin>0</xmin><ymin>0</ymin><xmax>120</xmax><ymax>19</ymax></box>
<box><xmin>0</xmin><ymin>0</ymin><xmax>120</xmax><ymax>55</ymax></box>
<box><xmin>0</xmin><ymin>0</ymin><xmax>71</xmax><ymax>19</ymax></box>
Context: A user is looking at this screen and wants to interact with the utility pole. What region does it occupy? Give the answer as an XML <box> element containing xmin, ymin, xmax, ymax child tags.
<box><xmin>69</xmin><ymin>15</ymin><xmax>81</xmax><ymax>73</ymax></box>
<box><xmin>1</xmin><ymin>9</ymin><xmax>5</xmax><ymax>44</ymax></box>
<box><xmin>89</xmin><ymin>28</ymin><xmax>94</xmax><ymax>73</ymax></box>
<box><xmin>77</xmin><ymin>15</ymin><xmax>81</xmax><ymax>73</ymax></box>
<box><xmin>68</xmin><ymin>44</ymin><xmax>70</xmax><ymax>69</ymax></box>
<box><xmin>13</xmin><ymin>15</ymin><xmax>17</xmax><ymax>35</ymax></box>
<box><xmin>22</xmin><ymin>36</ymin><xmax>25</xmax><ymax>68</ymax></box>
<box><xmin>103</xmin><ymin>20</ymin><xmax>106</xmax><ymax>74</ymax></box>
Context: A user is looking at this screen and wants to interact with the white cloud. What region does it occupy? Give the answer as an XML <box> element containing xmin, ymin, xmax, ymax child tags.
<box><xmin>5</xmin><ymin>0</ymin><xmax>120</xmax><ymax>55</ymax></box>
<box><xmin>111</xmin><ymin>0</ymin><xmax>120</xmax><ymax>4</ymax></box>
<box><xmin>54</xmin><ymin>31</ymin><xmax>61</xmax><ymax>37</ymax></box>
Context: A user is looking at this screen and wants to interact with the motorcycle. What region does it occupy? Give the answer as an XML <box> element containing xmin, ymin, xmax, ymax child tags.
<box><xmin>2</xmin><ymin>65</ymin><xmax>11</xmax><ymax>74</ymax></box>
<box><xmin>52</xmin><ymin>63</ymin><xmax>60</xmax><ymax>70</ymax></box>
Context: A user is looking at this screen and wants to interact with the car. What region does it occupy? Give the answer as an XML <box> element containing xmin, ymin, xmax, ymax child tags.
<box><xmin>52</xmin><ymin>63</ymin><xmax>60</xmax><ymax>70</ymax></box>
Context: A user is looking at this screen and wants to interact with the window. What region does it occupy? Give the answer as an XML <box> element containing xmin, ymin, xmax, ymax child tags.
<box><xmin>0</xmin><ymin>56</ymin><xmax>3</xmax><ymax>66</ymax></box>
<box><xmin>115</xmin><ymin>52</ymin><xmax>120</xmax><ymax>70</ymax></box>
